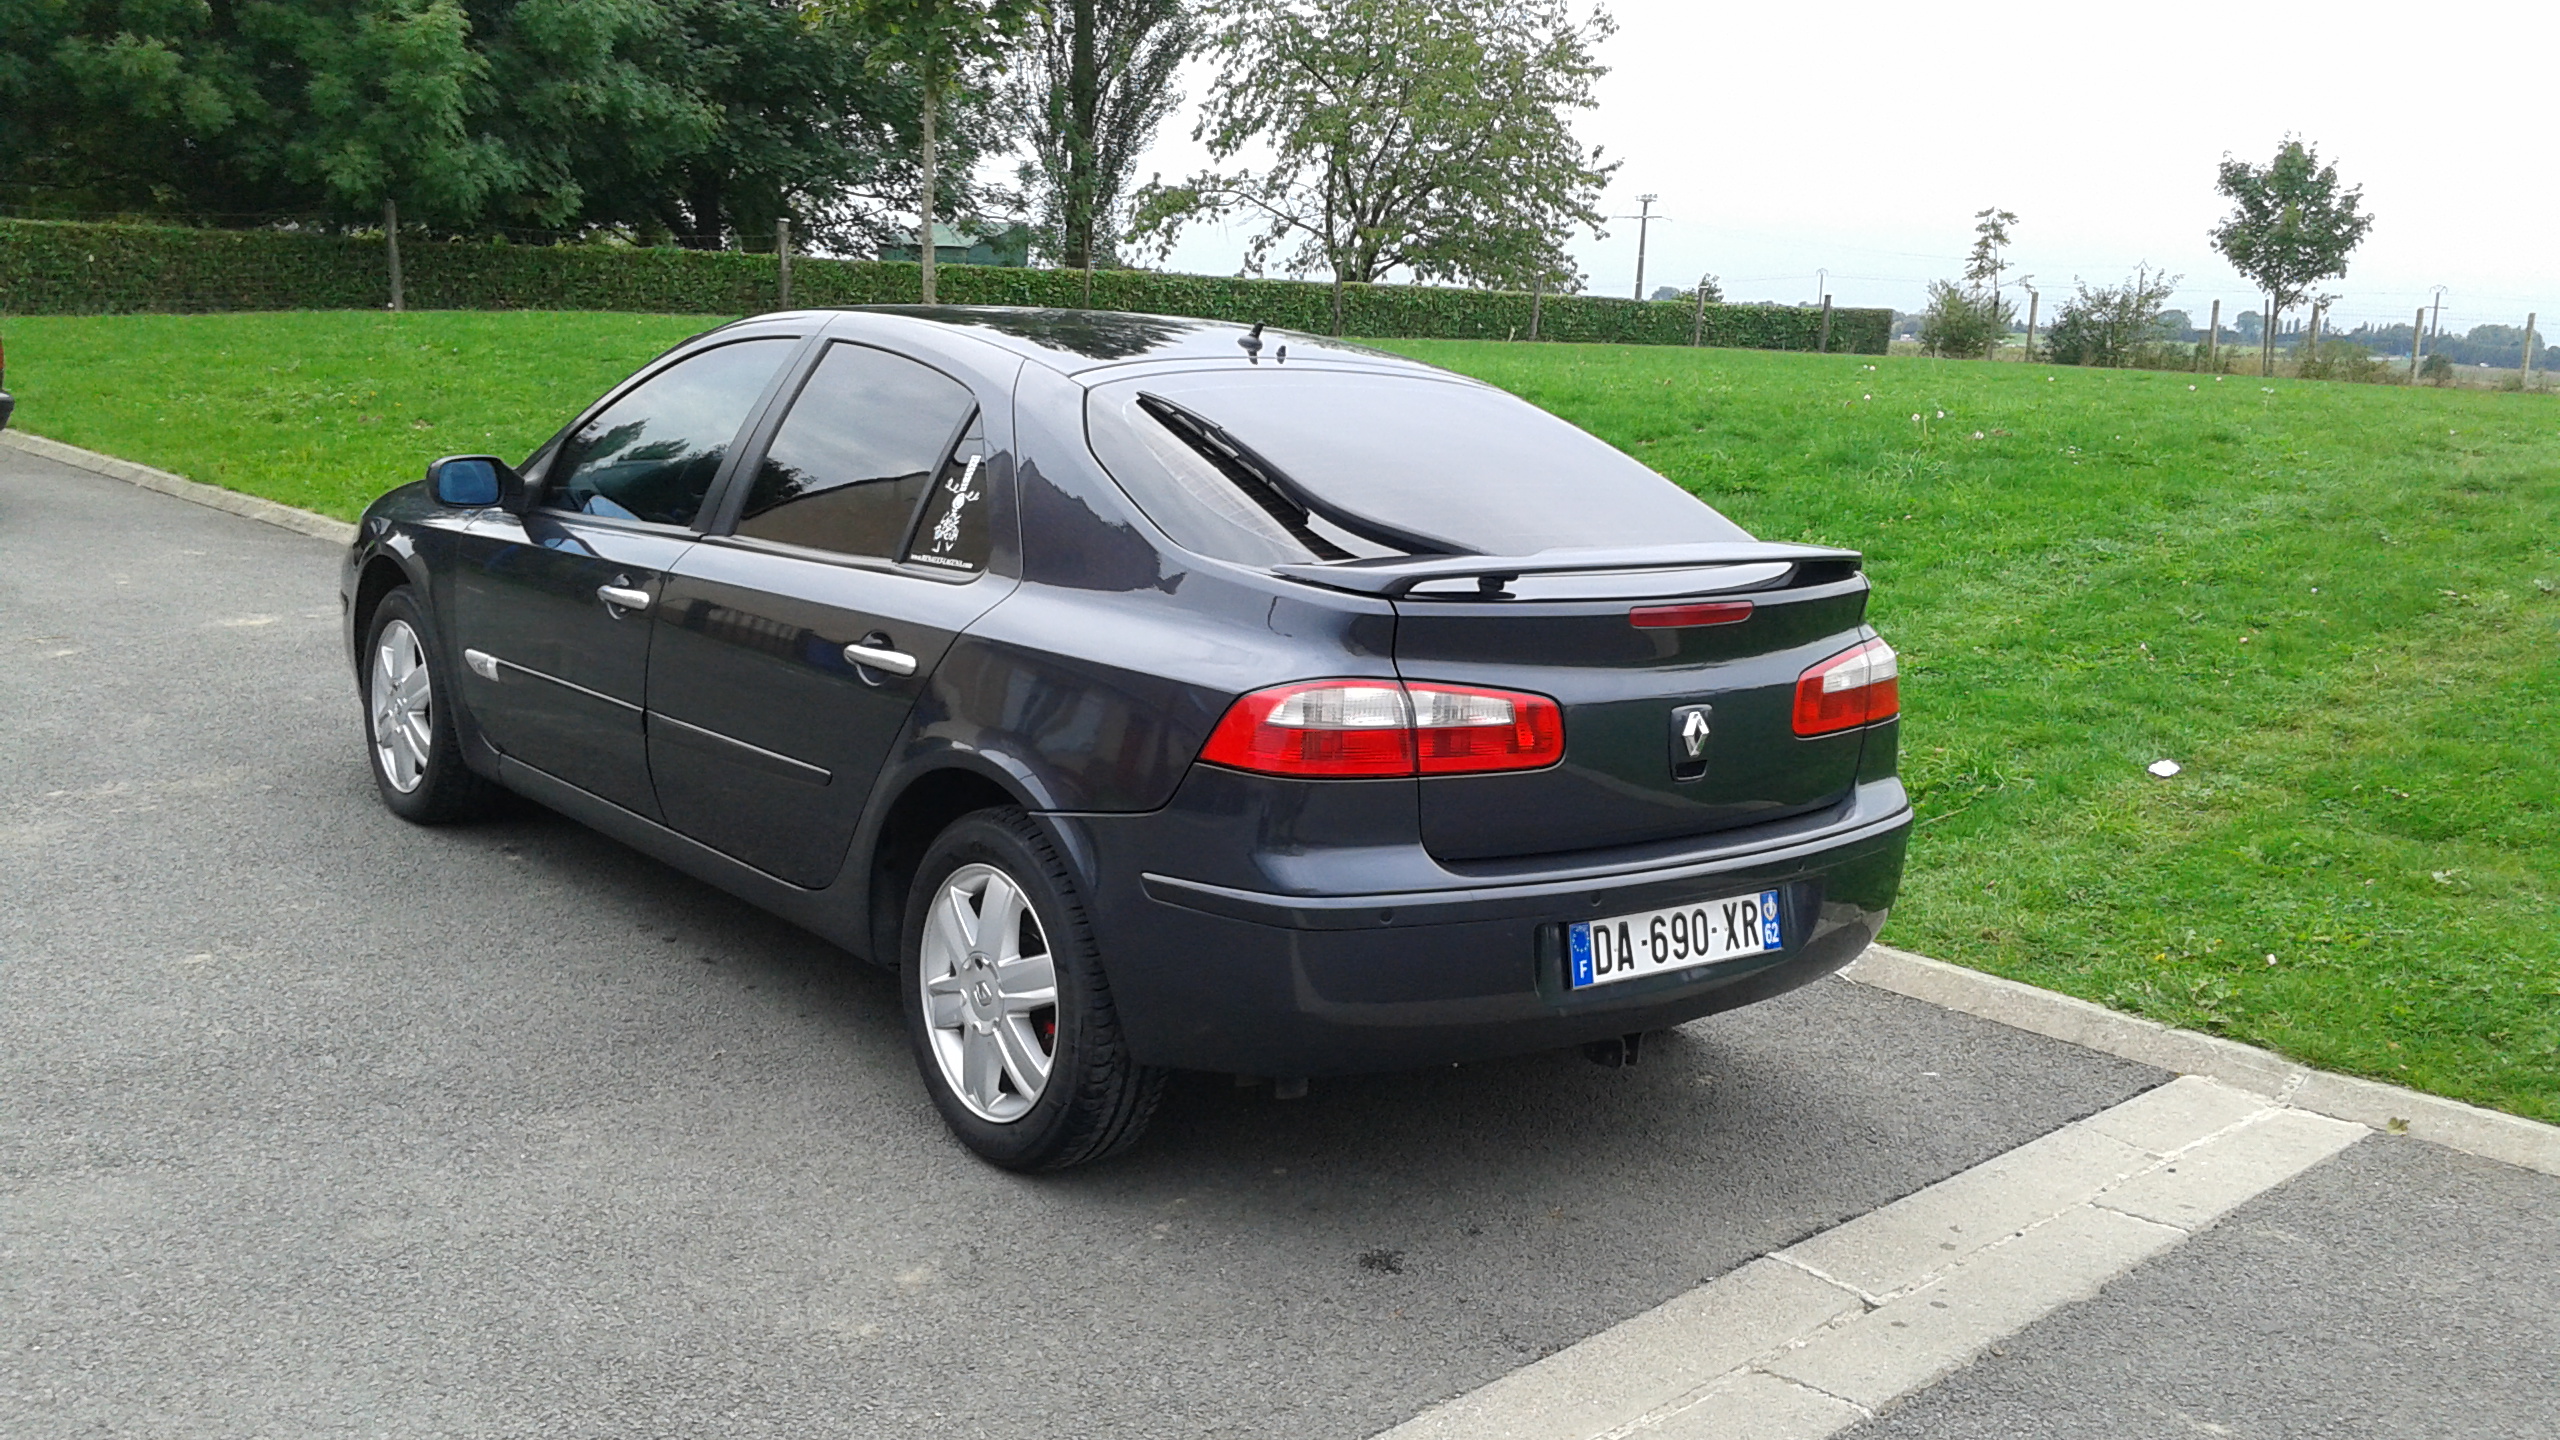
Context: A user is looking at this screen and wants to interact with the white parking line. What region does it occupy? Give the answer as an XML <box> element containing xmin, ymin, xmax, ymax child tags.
<box><xmin>1372</xmin><ymin>1077</ymin><xmax>2364</xmax><ymax>1440</ymax></box>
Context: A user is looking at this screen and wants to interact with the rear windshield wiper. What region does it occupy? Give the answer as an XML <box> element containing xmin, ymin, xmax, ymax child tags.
<box><xmin>1136</xmin><ymin>392</ymin><xmax>1468</xmax><ymax>559</ymax></box>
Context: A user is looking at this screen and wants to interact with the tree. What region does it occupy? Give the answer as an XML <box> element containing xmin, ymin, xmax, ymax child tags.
<box><xmin>0</xmin><ymin>0</ymin><xmax>949</xmax><ymax>253</ymax></box>
<box><xmin>1963</xmin><ymin>206</ymin><xmax>2017</xmax><ymax>304</ymax></box>
<box><xmin>1130</xmin><ymin>0</ymin><xmax>1617</xmax><ymax>293</ymax></box>
<box><xmin>1008</xmin><ymin>0</ymin><xmax>1197</xmax><ymax>271</ymax></box>
<box><xmin>2042</xmin><ymin>266</ymin><xmax>2179</xmax><ymax>368</ymax></box>
<box><xmin>2210</xmin><ymin>139</ymin><xmax>2372</xmax><ymax>376</ymax></box>
<box><xmin>830</xmin><ymin>0</ymin><xmax>1037</xmax><ymax>301</ymax></box>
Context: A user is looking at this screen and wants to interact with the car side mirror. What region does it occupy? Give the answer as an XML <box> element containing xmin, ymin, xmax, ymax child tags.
<box><xmin>427</xmin><ymin>455</ymin><xmax>527</xmax><ymax>512</ymax></box>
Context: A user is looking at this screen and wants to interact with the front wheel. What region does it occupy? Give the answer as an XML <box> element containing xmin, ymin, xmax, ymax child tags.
<box><xmin>902</xmin><ymin>808</ymin><xmax>1165</xmax><ymax>1170</ymax></box>
<box><xmin>362</xmin><ymin>587</ymin><xmax>502</xmax><ymax>824</ymax></box>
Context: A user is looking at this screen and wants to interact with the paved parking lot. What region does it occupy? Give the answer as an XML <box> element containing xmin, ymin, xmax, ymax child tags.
<box><xmin>4</xmin><ymin>445</ymin><xmax>2553</xmax><ymax>1439</ymax></box>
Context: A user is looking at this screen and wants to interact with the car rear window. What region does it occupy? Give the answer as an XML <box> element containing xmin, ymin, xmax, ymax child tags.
<box><xmin>1083</xmin><ymin>369</ymin><xmax>1746</xmax><ymax>566</ymax></box>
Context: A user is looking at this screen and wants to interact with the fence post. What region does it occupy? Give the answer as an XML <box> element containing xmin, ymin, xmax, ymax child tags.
<box><xmin>775</xmin><ymin>218</ymin><xmax>792</xmax><ymax>307</ymax></box>
<box><xmin>2410</xmin><ymin>308</ymin><xmax>2425</xmax><ymax>381</ymax></box>
<box><xmin>2305</xmin><ymin>302</ymin><xmax>2321</xmax><ymax>369</ymax></box>
<box><xmin>2024</xmin><ymin>288</ymin><xmax>2040</xmax><ymax>362</ymax></box>
<box><xmin>1529</xmin><ymin>276</ymin><xmax>1544</xmax><ymax>341</ymax></box>
<box><xmin>383</xmin><ymin>199</ymin><xmax>403</xmax><ymax>313</ymax></box>
<box><xmin>2524</xmin><ymin>312</ymin><xmax>2537</xmax><ymax>380</ymax></box>
<box><xmin>2206</xmin><ymin>299</ymin><xmax>2219</xmax><ymax>371</ymax></box>
<box><xmin>1690</xmin><ymin>277</ymin><xmax>1709</xmax><ymax>346</ymax></box>
<box><xmin>1816</xmin><ymin>294</ymin><xmax>1833</xmax><ymax>354</ymax></box>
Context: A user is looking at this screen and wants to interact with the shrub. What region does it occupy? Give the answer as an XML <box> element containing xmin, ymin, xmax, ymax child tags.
<box><xmin>1916</xmin><ymin>280</ymin><xmax>2010</xmax><ymax>359</ymax></box>
<box><xmin>2123</xmin><ymin>342</ymin><xmax>2198</xmax><ymax>373</ymax></box>
<box><xmin>2043</xmin><ymin>268</ymin><xmax>2178</xmax><ymax>367</ymax></box>
<box><xmin>0</xmin><ymin>219</ymin><xmax>1892</xmax><ymax>354</ymax></box>
<box><xmin>2299</xmin><ymin>343</ymin><xmax>2390</xmax><ymax>385</ymax></box>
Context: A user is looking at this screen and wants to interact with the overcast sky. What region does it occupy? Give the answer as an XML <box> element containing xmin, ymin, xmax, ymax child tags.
<box><xmin>1125</xmin><ymin>0</ymin><xmax>2557</xmax><ymax>335</ymax></box>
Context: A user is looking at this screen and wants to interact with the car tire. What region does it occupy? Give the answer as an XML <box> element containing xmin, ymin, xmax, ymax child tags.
<box><xmin>362</xmin><ymin>587</ymin><xmax>503</xmax><ymax>824</ymax></box>
<box><xmin>902</xmin><ymin>807</ymin><xmax>1166</xmax><ymax>1170</ymax></box>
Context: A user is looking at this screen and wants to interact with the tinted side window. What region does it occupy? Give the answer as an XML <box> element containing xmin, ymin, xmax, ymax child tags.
<box><xmin>735</xmin><ymin>343</ymin><xmax>980</xmax><ymax>563</ymax></box>
<box><xmin>906</xmin><ymin>414</ymin><xmax>990</xmax><ymax>573</ymax></box>
<box><xmin>549</xmin><ymin>338</ymin><xmax>794</xmax><ymax>526</ymax></box>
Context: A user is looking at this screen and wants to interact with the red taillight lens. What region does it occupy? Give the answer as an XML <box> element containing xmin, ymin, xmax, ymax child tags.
<box><xmin>1198</xmin><ymin>680</ymin><xmax>1564</xmax><ymax>778</ymax></box>
<box><xmin>1197</xmin><ymin>681</ymin><xmax>1416</xmax><ymax>777</ymax></box>
<box><xmin>1629</xmin><ymin>600</ymin><xmax>1754</xmax><ymax>629</ymax></box>
<box><xmin>1792</xmin><ymin>638</ymin><xmax>1900</xmax><ymax>737</ymax></box>
<box><xmin>1408</xmin><ymin>683</ymin><xmax>1565</xmax><ymax>774</ymax></box>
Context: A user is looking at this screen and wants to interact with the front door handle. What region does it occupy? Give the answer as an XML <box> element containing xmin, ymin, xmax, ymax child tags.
<box><xmin>843</xmin><ymin>641</ymin><xmax>918</xmax><ymax>677</ymax></box>
<box><xmin>596</xmin><ymin>583</ymin><xmax>651</xmax><ymax>613</ymax></box>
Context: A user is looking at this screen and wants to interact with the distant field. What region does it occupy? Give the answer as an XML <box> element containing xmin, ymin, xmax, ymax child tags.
<box><xmin>9</xmin><ymin>312</ymin><xmax>2557</xmax><ymax>1121</ymax></box>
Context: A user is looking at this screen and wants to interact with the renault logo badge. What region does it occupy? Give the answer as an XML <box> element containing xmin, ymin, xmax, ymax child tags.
<box><xmin>1671</xmin><ymin>704</ymin><xmax>1712</xmax><ymax>780</ymax></box>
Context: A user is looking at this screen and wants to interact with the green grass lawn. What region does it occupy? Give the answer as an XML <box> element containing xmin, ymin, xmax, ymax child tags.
<box><xmin>9</xmin><ymin>311</ymin><xmax>2557</xmax><ymax>1121</ymax></box>
<box><xmin>2</xmin><ymin>311</ymin><xmax>719</xmax><ymax>517</ymax></box>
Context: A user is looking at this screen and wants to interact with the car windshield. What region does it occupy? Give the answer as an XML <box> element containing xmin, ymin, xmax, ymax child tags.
<box><xmin>1083</xmin><ymin>368</ymin><xmax>1746</xmax><ymax>566</ymax></box>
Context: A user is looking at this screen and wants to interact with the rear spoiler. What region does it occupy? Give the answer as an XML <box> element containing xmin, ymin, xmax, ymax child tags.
<box><xmin>1270</xmin><ymin>543</ymin><xmax>1862</xmax><ymax>598</ymax></box>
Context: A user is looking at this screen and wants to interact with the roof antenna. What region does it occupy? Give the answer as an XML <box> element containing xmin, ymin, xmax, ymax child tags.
<box><xmin>1238</xmin><ymin>322</ymin><xmax>1264</xmax><ymax>363</ymax></box>
<box><xmin>1274</xmin><ymin>343</ymin><xmax>1288</xmax><ymax>364</ymax></box>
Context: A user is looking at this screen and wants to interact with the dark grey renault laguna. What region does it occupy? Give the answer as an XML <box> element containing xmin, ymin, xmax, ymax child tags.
<box><xmin>342</xmin><ymin>307</ymin><xmax>1909</xmax><ymax>1169</ymax></box>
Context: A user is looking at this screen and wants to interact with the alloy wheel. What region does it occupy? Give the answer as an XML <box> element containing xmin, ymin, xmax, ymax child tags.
<box><xmin>370</xmin><ymin>619</ymin><xmax>433</xmax><ymax>794</ymax></box>
<box><xmin>918</xmin><ymin>862</ymin><xmax>1060</xmax><ymax>1123</ymax></box>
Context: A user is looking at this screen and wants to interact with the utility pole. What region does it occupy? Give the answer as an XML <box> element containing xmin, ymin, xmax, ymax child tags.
<box><xmin>383</xmin><ymin>198</ymin><xmax>403</xmax><ymax>313</ymax></box>
<box><xmin>2429</xmin><ymin>286</ymin><xmax>2448</xmax><ymax>347</ymax></box>
<box><xmin>1816</xmin><ymin>294</ymin><xmax>1834</xmax><ymax>354</ymax></box>
<box><xmin>2206</xmin><ymin>299</ymin><xmax>2219</xmax><ymax>371</ymax></box>
<box><xmin>2410</xmin><ymin>308</ymin><xmax>2425</xmax><ymax>381</ymax></box>
<box><xmin>775</xmin><ymin>218</ymin><xmax>792</xmax><ymax>308</ymax></box>
<box><xmin>1618</xmin><ymin>194</ymin><xmax>1662</xmax><ymax>300</ymax></box>
<box><xmin>2023</xmin><ymin>285</ymin><xmax>2039</xmax><ymax>362</ymax></box>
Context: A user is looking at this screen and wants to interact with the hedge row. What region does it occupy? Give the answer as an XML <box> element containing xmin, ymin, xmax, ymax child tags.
<box><xmin>0</xmin><ymin>218</ymin><xmax>1891</xmax><ymax>354</ymax></box>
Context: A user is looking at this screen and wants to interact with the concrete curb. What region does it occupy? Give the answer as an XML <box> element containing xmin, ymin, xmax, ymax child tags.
<box><xmin>1844</xmin><ymin>945</ymin><xmax>2560</xmax><ymax>1179</ymax></box>
<box><xmin>0</xmin><ymin>428</ymin><xmax>358</xmax><ymax>546</ymax></box>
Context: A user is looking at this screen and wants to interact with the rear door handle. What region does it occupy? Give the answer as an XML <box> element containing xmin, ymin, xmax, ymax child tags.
<box><xmin>843</xmin><ymin>642</ymin><xmax>918</xmax><ymax>677</ymax></box>
<box><xmin>596</xmin><ymin>584</ymin><xmax>651</xmax><ymax>613</ymax></box>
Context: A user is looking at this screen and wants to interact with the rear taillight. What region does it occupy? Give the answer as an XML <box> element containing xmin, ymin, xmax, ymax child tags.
<box><xmin>1793</xmin><ymin>638</ymin><xmax>1899</xmax><ymax>736</ymax></box>
<box><xmin>1407</xmin><ymin>683</ymin><xmax>1565</xmax><ymax>774</ymax></box>
<box><xmin>1199</xmin><ymin>679</ymin><xmax>1564</xmax><ymax>778</ymax></box>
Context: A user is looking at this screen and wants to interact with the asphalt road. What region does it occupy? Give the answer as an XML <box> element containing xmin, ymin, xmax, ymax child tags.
<box><xmin>1845</xmin><ymin>1135</ymin><xmax>2560</xmax><ymax>1440</ymax></box>
<box><xmin>5</xmin><ymin>444</ymin><xmax>2550</xmax><ymax>1439</ymax></box>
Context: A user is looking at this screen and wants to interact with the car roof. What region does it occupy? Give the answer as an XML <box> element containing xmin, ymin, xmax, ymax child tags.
<box><xmin>719</xmin><ymin>305</ymin><xmax>1443</xmax><ymax>378</ymax></box>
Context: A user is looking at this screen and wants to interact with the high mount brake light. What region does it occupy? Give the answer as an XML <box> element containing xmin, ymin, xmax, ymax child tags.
<box><xmin>1199</xmin><ymin>680</ymin><xmax>1564</xmax><ymax>778</ymax></box>
<box><xmin>1793</xmin><ymin>638</ymin><xmax>1900</xmax><ymax>737</ymax></box>
<box><xmin>1629</xmin><ymin>600</ymin><xmax>1754</xmax><ymax>629</ymax></box>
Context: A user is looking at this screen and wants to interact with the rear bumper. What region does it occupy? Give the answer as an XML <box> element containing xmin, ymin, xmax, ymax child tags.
<box><xmin>1057</xmin><ymin>777</ymin><xmax>1911</xmax><ymax>1076</ymax></box>
<box><xmin>0</xmin><ymin>389</ymin><xmax>14</xmax><ymax>430</ymax></box>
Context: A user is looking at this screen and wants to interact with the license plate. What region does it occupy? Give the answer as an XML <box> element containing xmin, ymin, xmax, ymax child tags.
<box><xmin>1568</xmin><ymin>891</ymin><xmax>1783</xmax><ymax>991</ymax></box>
